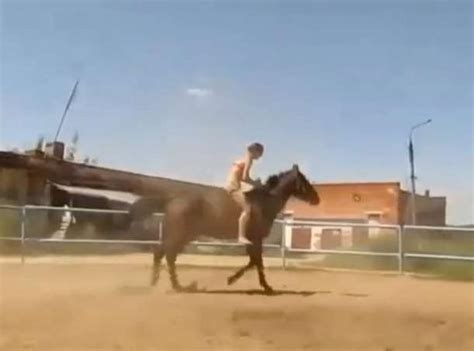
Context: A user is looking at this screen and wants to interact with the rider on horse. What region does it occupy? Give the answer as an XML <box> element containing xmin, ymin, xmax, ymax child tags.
<box><xmin>226</xmin><ymin>142</ymin><xmax>264</xmax><ymax>244</ymax></box>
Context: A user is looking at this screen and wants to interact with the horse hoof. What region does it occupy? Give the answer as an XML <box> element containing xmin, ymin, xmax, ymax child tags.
<box><xmin>172</xmin><ymin>285</ymin><xmax>185</xmax><ymax>293</ymax></box>
<box><xmin>264</xmin><ymin>286</ymin><xmax>274</xmax><ymax>295</ymax></box>
<box><xmin>187</xmin><ymin>281</ymin><xmax>198</xmax><ymax>292</ymax></box>
<box><xmin>150</xmin><ymin>276</ymin><xmax>158</xmax><ymax>287</ymax></box>
<box><xmin>173</xmin><ymin>282</ymin><xmax>198</xmax><ymax>293</ymax></box>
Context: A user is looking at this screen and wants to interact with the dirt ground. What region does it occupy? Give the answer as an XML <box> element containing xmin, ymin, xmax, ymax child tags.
<box><xmin>1</xmin><ymin>261</ymin><xmax>473</xmax><ymax>351</ymax></box>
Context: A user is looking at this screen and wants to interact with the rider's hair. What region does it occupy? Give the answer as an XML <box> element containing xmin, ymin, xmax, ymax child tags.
<box><xmin>247</xmin><ymin>142</ymin><xmax>264</xmax><ymax>156</ymax></box>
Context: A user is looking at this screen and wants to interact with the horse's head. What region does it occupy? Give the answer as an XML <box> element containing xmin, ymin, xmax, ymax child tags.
<box><xmin>261</xmin><ymin>165</ymin><xmax>320</xmax><ymax>206</ymax></box>
<box><xmin>289</xmin><ymin>164</ymin><xmax>320</xmax><ymax>205</ymax></box>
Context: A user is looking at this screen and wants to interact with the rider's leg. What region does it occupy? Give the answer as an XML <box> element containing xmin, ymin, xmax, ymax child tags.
<box><xmin>230</xmin><ymin>189</ymin><xmax>252</xmax><ymax>245</ymax></box>
<box><xmin>238</xmin><ymin>209</ymin><xmax>252</xmax><ymax>244</ymax></box>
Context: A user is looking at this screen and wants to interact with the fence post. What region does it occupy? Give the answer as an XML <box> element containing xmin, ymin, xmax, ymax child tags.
<box><xmin>280</xmin><ymin>211</ymin><xmax>294</xmax><ymax>269</ymax></box>
<box><xmin>281</xmin><ymin>219</ymin><xmax>287</xmax><ymax>269</ymax></box>
<box><xmin>398</xmin><ymin>225</ymin><xmax>403</xmax><ymax>274</ymax></box>
<box><xmin>20</xmin><ymin>206</ymin><xmax>26</xmax><ymax>265</ymax></box>
<box><xmin>158</xmin><ymin>218</ymin><xmax>163</xmax><ymax>242</ymax></box>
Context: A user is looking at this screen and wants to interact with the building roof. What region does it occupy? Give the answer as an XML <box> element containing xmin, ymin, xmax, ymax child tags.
<box><xmin>52</xmin><ymin>183</ymin><xmax>140</xmax><ymax>204</ymax></box>
<box><xmin>0</xmin><ymin>151</ymin><xmax>219</xmax><ymax>195</ymax></box>
<box><xmin>292</xmin><ymin>217</ymin><xmax>367</xmax><ymax>223</ymax></box>
<box><xmin>399</xmin><ymin>189</ymin><xmax>446</xmax><ymax>200</ymax></box>
<box><xmin>312</xmin><ymin>181</ymin><xmax>401</xmax><ymax>187</ymax></box>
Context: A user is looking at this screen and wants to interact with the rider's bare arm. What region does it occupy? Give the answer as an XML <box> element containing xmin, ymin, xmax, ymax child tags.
<box><xmin>242</xmin><ymin>155</ymin><xmax>253</xmax><ymax>183</ymax></box>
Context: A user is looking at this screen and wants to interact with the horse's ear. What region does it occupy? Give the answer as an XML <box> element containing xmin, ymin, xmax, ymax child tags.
<box><xmin>292</xmin><ymin>164</ymin><xmax>299</xmax><ymax>171</ymax></box>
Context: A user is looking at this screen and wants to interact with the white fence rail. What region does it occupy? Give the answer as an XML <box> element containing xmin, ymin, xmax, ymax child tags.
<box><xmin>0</xmin><ymin>204</ymin><xmax>473</xmax><ymax>273</ymax></box>
<box><xmin>402</xmin><ymin>224</ymin><xmax>474</xmax><ymax>263</ymax></box>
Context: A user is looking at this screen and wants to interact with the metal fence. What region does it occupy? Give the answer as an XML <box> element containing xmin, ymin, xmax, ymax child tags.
<box><xmin>0</xmin><ymin>204</ymin><xmax>473</xmax><ymax>273</ymax></box>
<box><xmin>402</xmin><ymin>224</ymin><xmax>474</xmax><ymax>262</ymax></box>
<box><xmin>278</xmin><ymin>219</ymin><xmax>403</xmax><ymax>272</ymax></box>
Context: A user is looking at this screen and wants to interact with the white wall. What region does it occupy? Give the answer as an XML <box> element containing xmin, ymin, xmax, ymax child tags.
<box><xmin>283</xmin><ymin>221</ymin><xmax>353</xmax><ymax>250</ymax></box>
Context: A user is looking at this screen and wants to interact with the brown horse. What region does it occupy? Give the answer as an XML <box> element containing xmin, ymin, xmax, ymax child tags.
<box><xmin>129</xmin><ymin>165</ymin><xmax>320</xmax><ymax>293</ymax></box>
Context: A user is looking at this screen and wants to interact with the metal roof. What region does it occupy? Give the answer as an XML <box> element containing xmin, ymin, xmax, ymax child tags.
<box><xmin>52</xmin><ymin>183</ymin><xmax>140</xmax><ymax>204</ymax></box>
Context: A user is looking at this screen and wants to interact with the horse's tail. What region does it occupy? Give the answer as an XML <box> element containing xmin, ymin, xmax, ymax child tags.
<box><xmin>128</xmin><ymin>196</ymin><xmax>169</xmax><ymax>222</ymax></box>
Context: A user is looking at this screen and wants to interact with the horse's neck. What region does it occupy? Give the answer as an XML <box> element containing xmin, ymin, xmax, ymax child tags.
<box><xmin>276</xmin><ymin>176</ymin><xmax>295</xmax><ymax>200</ymax></box>
<box><xmin>270</xmin><ymin>197</ymin><xmax>290</xmax><ymax>219</ymax></box>
<box><xmin>266</xmin><ymin>179</ymin><xmax>294</xmax><ymax>218</ymax></box>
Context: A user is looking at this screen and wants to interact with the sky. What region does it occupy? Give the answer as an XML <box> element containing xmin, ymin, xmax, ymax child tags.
<box><xmin>0</xmin><ymin>0</ymin><xmax>472</xmax><ymax>224</ymax></box>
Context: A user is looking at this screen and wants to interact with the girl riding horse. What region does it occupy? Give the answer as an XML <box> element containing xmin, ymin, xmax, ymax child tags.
<box><xmin>130</xmin><ymin>164</ymin><xmax>320</xmax><ymax>293</ymax></box>
<box><xmin>226</xmin><ymin>142</ymin><xmax>264</xmax><ymax>244</ymax></box>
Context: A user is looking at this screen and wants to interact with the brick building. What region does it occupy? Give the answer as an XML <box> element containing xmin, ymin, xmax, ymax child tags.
<box><xmin>283</xmin><ymin>182</ymin><xmax>446</xmax><ymax>250</ymax></box>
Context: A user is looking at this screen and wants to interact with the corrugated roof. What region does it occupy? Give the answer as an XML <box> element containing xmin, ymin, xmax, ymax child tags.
<box><xmin>0</xmin><ymin>151</ymin><xmax>220</xmax><ymax>191</ymax></box>
<box><xmin>52</xmin><ymin>183</ymin><xmax>140</xmax><ymax>204</ymax></box>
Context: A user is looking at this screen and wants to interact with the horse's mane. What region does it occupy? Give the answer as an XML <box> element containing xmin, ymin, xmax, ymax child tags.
<box><xmin>264</xmin><ymin>170</ymin><xmax>293</xmax><ymax>190</ymax></box>
<box><xmin>244</xmin><ymin>168</ymin><xmax>295</xmax><ymax>203</ymax></box>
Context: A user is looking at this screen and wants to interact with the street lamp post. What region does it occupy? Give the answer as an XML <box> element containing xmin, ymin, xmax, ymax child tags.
<box><xmin>408</xmin><ymin>119</ymin><xmax>432</xmax><ymax>225</ymax></box>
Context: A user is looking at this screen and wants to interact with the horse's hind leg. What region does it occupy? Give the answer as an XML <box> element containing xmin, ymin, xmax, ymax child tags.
<box><xmin>150</xmin><ymin>245</ymin><xmax>165</xmax><ymax>286</ymax></box>
<box><xmin>165</xmin><ymin>231</ymin><xmax>196</xmax><ymax>292</ymax></box>
<box><xmin>166</xmin><ymin>248</ymin><xmax>181</xmax><ymax>290</ymax></box>
<box><xmin>166</xmin><ymin>246</ymin><xmax>197</xmax><ymax>292</ymax></box>
<box><xmin>163</xmin><ymin>198</ymin><xmax>202</xmax><ymax>292</ymax></box>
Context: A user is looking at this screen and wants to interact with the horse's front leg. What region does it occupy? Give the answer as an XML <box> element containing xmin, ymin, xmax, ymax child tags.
<box><xmin>227</xmin><ymin>258</ymin><xmax>254</xmax><ymax>286</ymax></box>
<box><xmin>254</xmin><ymin>241</ymin><xmax>273</xmax><ymax>293</ymax></box>
<box><xmin>227</xmin><ymin>245</ymin><xmax>256</xmax><ymax>285</ymax></box>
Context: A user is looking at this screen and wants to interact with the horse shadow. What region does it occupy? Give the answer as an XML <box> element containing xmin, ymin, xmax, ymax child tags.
<box><xmin>176</xmin><ymin>288</ymin><xmax>330</xmax><ymax>297</ymax></box>
<box><xmin>117</xmin><ymin>285</ymin><xmax>154</xmax><ymax>295</ymax></box>
<box><xmin>117</xmin><ymin>285</ymin><xmax>330</xmax><ymax>297</ymax></box>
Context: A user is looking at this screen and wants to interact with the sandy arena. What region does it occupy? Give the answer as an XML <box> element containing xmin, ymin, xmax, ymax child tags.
<box><xmin>1</xmin><ymin>259</ymin><xmax>473</xmax><ymax>351</ymax></box>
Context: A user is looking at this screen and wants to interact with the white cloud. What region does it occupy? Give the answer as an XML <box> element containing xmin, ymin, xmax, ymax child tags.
<box><xmin>186</xmin><ymin>88</ymin><xmax>213</xmax><ymax>98</ymax></box>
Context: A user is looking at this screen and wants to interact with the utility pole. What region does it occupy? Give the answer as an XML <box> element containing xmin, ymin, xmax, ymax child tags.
<box><xmin>408</xmin><ymin>119</ymin><xmax>432</xmax><ymax>225</ymax></box>
<box><xmin>54</xmin><ymin>80</ymin><xmax>79</xmax><ymax>142</ymax></box>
